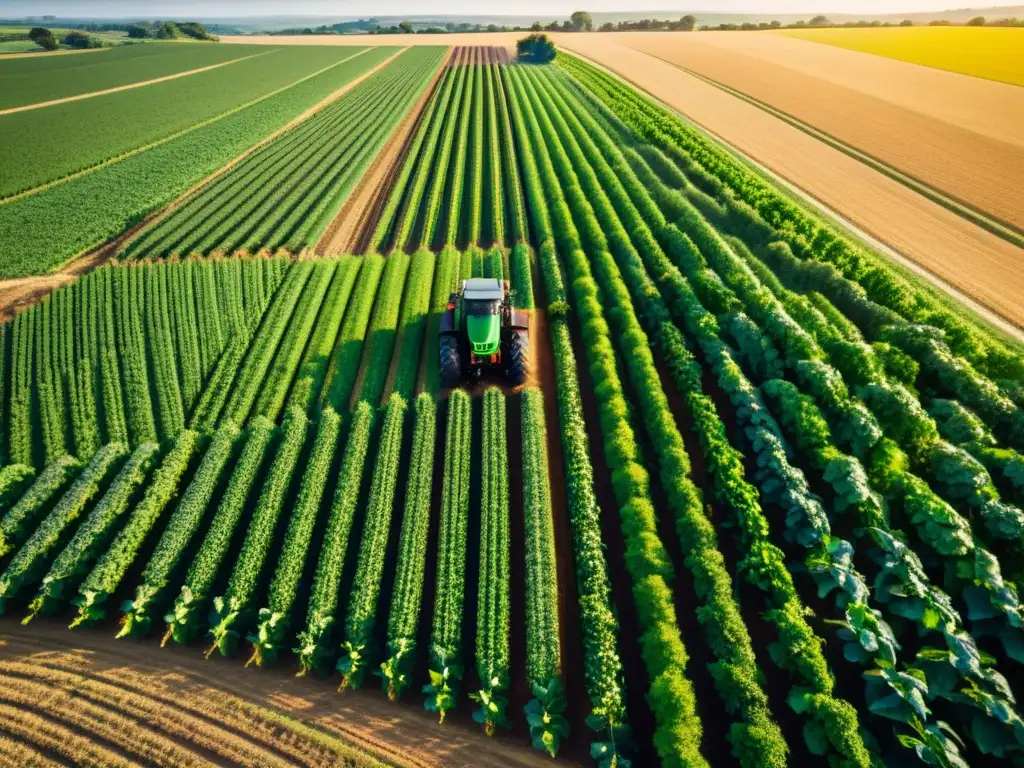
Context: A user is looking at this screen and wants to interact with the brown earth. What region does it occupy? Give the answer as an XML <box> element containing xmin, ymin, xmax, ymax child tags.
<box><xmin>608</xmin><ymin>32</ymin><xmax>1024</xmax><ymax>232</ymax></box>
<box><xmin>556</xmin><ymin>36</ymin><xmax>1024</xmax><ymax>333</ymax></box>
<box><xmin>318</xmin><ymin>48</ymin><xmax>451</xmax><ymax>256</ymax></box>
<box><xmin>0</xmin><ymin>50</ymin><xmax>274</xmax><ymax>116</ymax></box>
<box><xmin>0</xmin><ymin>619</ymin><xmax>579</xmax><ymax>768</ymax></box>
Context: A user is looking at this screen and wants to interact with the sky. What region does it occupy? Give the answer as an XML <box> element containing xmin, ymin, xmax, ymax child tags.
<box><xmin>2</xmin><ymin>1</ymin><xmax>1021</xmax><ymax>18</ymax></box>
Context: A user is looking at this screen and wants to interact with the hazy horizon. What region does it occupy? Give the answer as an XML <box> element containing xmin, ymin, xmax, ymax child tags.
<box><xmin>2</xmin><ymin>0</ymin><xmax>1022</xmax><ymax>20</ymax></box>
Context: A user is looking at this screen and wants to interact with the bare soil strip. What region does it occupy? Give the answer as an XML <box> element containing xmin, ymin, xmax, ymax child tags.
<box><xmin>558</xmin><ymin>37</ymin><xmax>1024</xmax><ymax>335</ymax></box>
<box><xmin>0</xmin><ymin>48</ymin><xmax>372</xmax><ymax>206</ymax></box>
<box><xmin>0</xmin><ymin>50</ymin><xmax>275</xmax><ymax>116</ymax></box>
<box><xmin>318</xmin><ymin>47</ymin><xmax>451</xmax><ymax>256</ymax></box>
<box><xmin>0</xmin><ymin>620</ymin><xmax>571</xmax><ymax>768</ymax></box>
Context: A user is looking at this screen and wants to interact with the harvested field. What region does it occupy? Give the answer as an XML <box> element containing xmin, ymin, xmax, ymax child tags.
<box><xmin>557</xmin><ymin>34</ymin><xmax>1024</xmax><ymax>331</ymax></box>
<box><xmin>606</xmin><ymin>31</ymin><xmax>1024</xmax><ymax>233</ymax></box>
<box><xmin>781</xmin><ymin>26</ymin><xmax>1024</xmax><ymax>86</ymax></box>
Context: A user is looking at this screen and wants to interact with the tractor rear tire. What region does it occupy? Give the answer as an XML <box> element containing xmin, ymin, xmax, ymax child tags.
<box><xmin>506</xmin><ymin>330</ymin><xmax>529</xmax><ymax>386</ymax></box>
<box><xmin>440</xmin><ymin>334</ymin><xmax>462</xmax><ymax>390</ymax></box>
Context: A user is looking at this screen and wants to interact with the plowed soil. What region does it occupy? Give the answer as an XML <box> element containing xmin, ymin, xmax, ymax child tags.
<box><xmin>557</xmin><ymin>35</ymin><xmax>1024</xmax><ymax>332</ymax></box>
<box><xmin>606</xmin><ymin>31</ymin><xmax>1024</xmax><ymax>232</ymax></box>
<box><xmin>0</xmin><ymin>619</ymin><xmax>577</xmax><ymax>768</ymax></box>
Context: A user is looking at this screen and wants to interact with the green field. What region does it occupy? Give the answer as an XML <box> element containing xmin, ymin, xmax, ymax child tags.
<box><xmin>1</xmin><ymin>40</ymin><xmax>1024</xmax><ymax>768</ymax></box>
<box><xmin>781</xmin><ymin>26</ymin><xmax>1024</xmax><ymax>86</ymax></box>
<box><xmin>0</xmin><ymin>46</ymin><xmax>384</xmax><ymax>198</ymax></box>
<box><xmin>0</xmin><ymin>42</ymin><xmax>262</xmax><ymax>109</ymax></box>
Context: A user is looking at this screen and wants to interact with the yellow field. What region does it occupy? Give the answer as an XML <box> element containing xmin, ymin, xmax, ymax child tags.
<box><xmin>779</xmin><ymin>27</ymin><xmax>1024</xmax><ymax>86</ymax></box>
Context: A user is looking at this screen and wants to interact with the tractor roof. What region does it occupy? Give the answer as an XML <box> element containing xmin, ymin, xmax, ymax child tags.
<box><xmin>462</xmin><ymin>278</ymin><xmax>504</xmax><ymax>301</ymax></box>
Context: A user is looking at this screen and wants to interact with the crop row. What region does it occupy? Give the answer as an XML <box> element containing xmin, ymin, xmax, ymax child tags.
<box><xmin>504</xmin><ymin>55</ymin><xmax>629</xmax><ymax>765</ymax></box>
<box><xmin>471</xmin><ymin>388</ymin><xmax>511</xmax><ymax>734</ymax></box>
<box><xmin>368</xmin><ymin>54</ymin><xmax>525</xmax><ymax>253</ymax></box>
<box><xmin>0</xmin><ymin>49</ymin><xmax>404</xmax><ymax>279</ymax></box>
<box><xmin>124</xmin><ymin>47</ymin><xmax>448</xmax><ymax>259</ymax></box>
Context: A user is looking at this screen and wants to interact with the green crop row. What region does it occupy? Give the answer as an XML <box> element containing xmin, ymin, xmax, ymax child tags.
<box><xmin>338</xmin><ymin>394</ymin><xmax>406</xmax><ymax>690</ymax></box>
<box><xmin>380</xmin><ymin>393</ymin><xmax>436</xmax><ymax>699</ymax></box>
<box><xmin>287</xmin><ymin>259</ymin><xmax>361</xmax><ymax>414</ymax></box>
<box><xmin>25</xmin><ymin>442</ymin><xmax>158</xmax><ymax>621</ymax></box>
<box><xmin>425</xmin><ymin>390</ymin><xmax>471</xmax><ymax>724</ymax></box>
<box><xmin>443</xmin><ymin>62</ymin><xmax>474</xmax><ymax>248</ymax></box>
<box><xmin>501</xmin><ymin>62</ymin><xmax>628</xmax><ymax>764</ymax></box>
<box><xmin>0</xmin><ymin>444</ymin><xmax>124</xmax><ymax>614</ymax></box>
<box><xmin>165</xmin><ymin>419</ymin><xmax>274</xmax><ymax>645</ymax></box>
<box><xmin>249</xmin><ymin>408</ymin><xmax>340</xmax><ymax>666</ymax></box>
<box><xmin>117</xmin><ymin>424</ymin><xmax>239</xmax><ymax>638</ymax></box>
<box><xmin>71</xmin><ymin>430</ymin><xmax>197</xmax><ymax>627</ymax></box>
<box><xmin>509</xmin><ymin>63</ymin><xmax>707</xmax><ymax>768</ymax></box>
<box><xmin>207</xmin><ymin>409</ymin><xmax>306</xmax><ymax>656</ymax></box>
<box><xmin>471</xmin><ymin>389</ymin><xmax>511</xmax><ymax>735</ymax></box>
<box><xmin>353</xmin><ymin>254</ymin><xmax>411</xmax><ymax>408</ymax></box>
<box><xmin>387</xmin><ymin>250</ymin><xmax>436</xmax><ymax>402</ymax></box>
<box><xmin>295</xmin><ymin>402</ymin><xmax>374</xmax><ymax>675</ymax></box>
<box><xmin>484</xmin><ymin>62</ymin><xmax>505</xmax><ymax>247</ymax></box>
<box><xmin>520</xmin><ymin>388</ymin><xmax>567</xmax><ymax>757</ymax></box>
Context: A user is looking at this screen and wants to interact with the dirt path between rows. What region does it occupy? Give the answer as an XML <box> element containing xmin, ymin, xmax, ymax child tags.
<box><xmin>0</xmin><ymin>50</ymin><xmax>275</xmax><ymax>116</ymax></box>
<box><xmin>0</xmin><ymin>619</ymin><xmax>577</xmax><ymax>768</ymax></box>
<box><xmin>558</xmin><ymin>37</ymin><xmax>1024</xmax><ymax>336</ymax></box>
<box><xmin>318</xmin><ymin>48</ymin><xmax>452</xmax><ymax>256</ymax></box>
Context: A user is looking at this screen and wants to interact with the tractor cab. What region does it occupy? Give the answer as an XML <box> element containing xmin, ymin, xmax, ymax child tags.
<box><xmin>439</xmin><ymin>278</ymin><xmax>529</xmax><ymax>388</ymax></box>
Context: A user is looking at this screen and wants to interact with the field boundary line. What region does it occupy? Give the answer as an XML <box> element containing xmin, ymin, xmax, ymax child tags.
<box><xmin>0</xmin><ymin>49</ymin><xmax>277</xmax><ymax>116</ymax></box>
<box><xmin>559</xmin><ymin>47</ymin><xmax>1024</xmax><ymax>344</ymax></box>
<box><xmin>117</xmin><ymin>46</ymin><xmax>411</xmax><ymax>258</ymax></box>
<box><xmin>630</xmin><ymin>47</ymin><xmax>1024</xmax><ymax>251</ymax></box>
<box><xmin>0</xmin><ymin>47</ymin><xmax>373</xmax><ymax>206</ymax></box>
<box><xmin>317</xmin><ymin>47</ymin><xmax>452</xmax><ymax>255</ymax></box>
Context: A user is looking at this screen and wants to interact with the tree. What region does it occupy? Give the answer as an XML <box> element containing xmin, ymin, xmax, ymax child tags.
<box><xmin>531</xmin><ymin>21</ymin><xmax>543</xmax><ymax>31</ymax></box>
<box><xmin>809</xmin><ymin>15</ymin><xmax>832</xmax><ymax>26</ymax></box>
<box><xmin>967</xmin><ymin>16</ymin><xmax>986</xmax><ymax>26</ymax></box>
<box><xmin>900</xmin><ymin>19</ymin><xmax>913</xmax><ymax>26</ymax></box>
<box><xmin>62</xmin><ymin>30</ymin><xmax>104</xmax><ymax>49</ymax></box>
<box><xmin>570</xmin><ymin>11</ymin><xmax>593</xmax><ymax>31</ymax></box>
<box><xmin>28</xmin><ymin>27</ymin><xmax>59</xmax><ymax>50</ymax></box>
<box><xmin>599</xmin><ymin>22</ymin><xmax>614</xmax><ymax>31</ymax></box>
<box><xmin>680</xmin><ymin>14</ymin><xmax>696</xmax><ymax>31</ymax></box>
<box><xmin>155</xmin><ymin>21</ymin><xmax>180</xmax><ymax>39</ymax></box>
<box><xmin>770</xmin><ymin>20</ymin><xmax>781</xmax><ymax>28</ymax></box>
<box><xmin>399</xmin><ymin>21</ymin><xmax>414</xmax><ymax>33</ymax></box>
<box><xmin>487</xmin><ymin>24</ymin><xmax>499</xmax><ymax>32</ymax></box>
<box><xmin>127</xmin><ymin>24</ymin><xmax>149</xmax><ymax>38</ymax></box>
<box><xmin>517</xmin><ymin>33</ymin><xmax>556</xmax><ymax>63</ymax></box>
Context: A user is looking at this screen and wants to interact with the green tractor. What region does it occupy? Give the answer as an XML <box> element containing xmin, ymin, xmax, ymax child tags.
<box><xmin>439</xmin><ymin>278</ymin><xmax>529</xmax><ymax>388</ymax></box>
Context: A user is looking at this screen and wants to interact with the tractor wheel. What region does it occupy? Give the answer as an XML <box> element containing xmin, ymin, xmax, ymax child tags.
<box><xmin>505</xmin><ymin>330</ymin><xmax>529</xmax><ymax>386</ymax></box>
<box><xmin>440</xmin><ymin>334</ymin><xmax>462</xmax><ymax>389</ymax></box>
